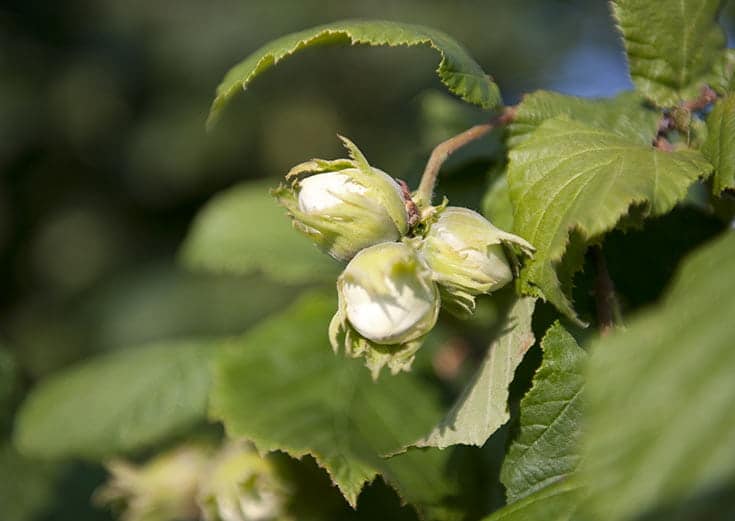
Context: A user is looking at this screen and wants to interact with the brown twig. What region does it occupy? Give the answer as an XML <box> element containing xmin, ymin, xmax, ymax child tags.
<box><xmin>653</xmin><ymin>85</ymin><xmax>718</xmax><ymax>149</ymax></box>
<box><xmin>682</xmin><ymin>85</ymin><xmax>718</xmax><ymax>112</ymax></box>
<box><xmin>654</xmin><ymin>135</ymin><xmax>675</xmax><ymax>151</ymax></box>
<box><xmin>415</xmin><ymin>106</ymin><xmax>516</xmax><ymax>207</ymax></box>
<box><xmin>592</xmin><ymin>246</ymin><xmax>619</xmax><ymax>336</ymax></box>
<box><xmin>397</xmin><ymin>179</ymin><xmax>420</xmax><ymax>228</ymax></box>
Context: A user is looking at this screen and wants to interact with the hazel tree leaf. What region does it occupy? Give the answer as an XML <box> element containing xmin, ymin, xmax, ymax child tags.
<box><xmin>581</xmin><ymin>232</ymin><xmax>735</xmax><ymax>521</ymax></box>
<box><xmin>611</xmin><ymin>0</ymin><xmax>727</xmax><ymax>107</ymax></box>
<box><xmin>412</xmin><ymin>297</ymin><xmax>536</xmax><ymax>449</ymax></box>
<box><xmin>711</xmin><ymin>48</ymin><xmax>735</xmax><ymax>94</ymax></box>
<box><xmin>210</xmin><ymin>293</ymin><xmax>460</xmax><ymax>513</ymax></box>
<box><xmin>500</xmin><ymin>323</ymin><xmax>586</xmax><ymax>503</ymax></box>
<box><xmin>180</xmin><ymin>180</ymin><xmax>340</xmax><ymax>284</ymax></box>
<box><xmin>207</xmin><ymin>19</ymin><xmax>501</xmax><ymax>129</ymax></box>
<box><xmin>508</xmin><ymin>117</ymin><xmax>712</xmax><ymax>323</ymax></box>
<box><xmin>508</xmin><ymin>90</ymin><xmax>660</xmax><ymax>147</ymax></box>
<box><xmin>702</xmin><ymin>94</ymin><xmax>735</xmax><ymax>194</ymax></box>
<box><xmin>14</xmin><ymin>340</ymin><xmax>215</xmax><ymax>459</ymax></box>
<box><xmin>482</xmin><ymin>478</ymin><xmax>582</xmax><ymax>521</ymax></box>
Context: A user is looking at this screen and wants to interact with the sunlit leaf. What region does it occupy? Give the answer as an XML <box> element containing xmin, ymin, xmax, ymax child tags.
<box><xmin>508</xmin><ymin>90</ymin><xmax>659</xmax><ymax>147</ymax></box>
<box><xmin>412</xmin><ymin>297</ymin><xmax>535</xmax><ymax>449</ymax></box>
<box><xmin>611</xmin><ymin>0</ymin><xmax>727</xmax><ymax>106</ymax></box>
<box><xmin>500</xmin><ymin>323</ymin><xmax>585</xmax><ymax>503</ymax></box>
<box><xmin>508</xmin><ymin>118</ymin><xmax>712</xmax><ymax>322</ymax></box>
<box><xmin>207</xmin><ymin>19</ymin><xmax>501</xmax><ymax>128</ymax></box>
<box><xmin>702</xmin><ymin>94</ymin><xmax>735</xmax><ymax>194</ymax></box>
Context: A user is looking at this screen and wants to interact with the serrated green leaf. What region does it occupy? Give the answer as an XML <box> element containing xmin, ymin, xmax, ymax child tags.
<box><xmin>14</xmin><ymin>340</ymin><xmax>214</xmax><ymax>459</ymax></box>
<box><xmin>711</xmin><ymin>48</ymin><xmax>735</xmax><ymax>94</ymax></box>
<box><xmin>581</xmin><ymin>232</ymin><xmax>735</xmax><ymax>521</ymax></box>
<box><xmin>207</xmin><ymin>19</ymin><xmax>501</xmax><ymax>129</ymax></box>
<box><xmin>508</xmin><ymin>90</ymin><xmax>660</xmax><ymax>147</ymax></box>
<box><xmin>702</xmin><ymin>94</ymin><xmax>735</xmax><ymax>193</ymax></box>
<box><xmin>482</xmin><ymin>478</ymin><xmax>582</xmax><ymax>521</ymax></box>
<box><xmin>508</xmin><ymin>118</ymin><xmax>712</xmax><ymax>322</ymax></box>
<box><xmin>180</xmin><ymin>180</ymin><xmax>339</xmax><ymax>284</ymax></box>
<box><xmin>500</xmin><ymin>323</ymin><xmax>586</xmax><ymax>503</ymax></box>
<box><xmin>412</xmin><ymin>297</ymin><xmax>536</xmax><ymax>449</ymax></box>
<box><xmin>210</xmin><ymin>293</ymin><xmax>457</xmax><ymax>512</ymax></box>
<box><xmin>611</xmin><ymin>0</ymin><xmax>727</xmax><ymax>106</ymax></box>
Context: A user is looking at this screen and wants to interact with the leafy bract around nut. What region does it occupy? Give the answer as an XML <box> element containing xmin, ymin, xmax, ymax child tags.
<box><xmin>419</xmin><ymin>207</ymin><xmax>535</xmax><ymax>316</ymax></box>
<box><xmin>198</xmin><ymin>441</ymin><xmax>289</xmax><ymax>521</ymax></box>
<box><xmin>330</xmin><ymin>242</ymin><xmax>440</xmax><ymax>379</ymax></box>
<box><xmin>273</xmin><ymin>137</ymin><xmax>408</xmax><ymax>262</ymax></box>
<box><xmin>94</xmin><ymin>444</ymin><xmax>211</xmax><ymax>521</ymax></box>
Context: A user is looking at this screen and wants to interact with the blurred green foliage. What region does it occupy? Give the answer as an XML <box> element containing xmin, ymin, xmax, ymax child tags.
<box><xmin>2</xmin><ymin>1</ymin><xmax>735</xmax><ymax>520</ymax></box>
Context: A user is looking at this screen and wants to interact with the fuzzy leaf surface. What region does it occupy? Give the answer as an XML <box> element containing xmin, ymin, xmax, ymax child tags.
<box><xmin>180</xmin><ymin>180</ymin><xmax>339</xmax><ymax>284</ymax></box>
<box><xmin>611</xmin><ymin>0</ymin><xmax>727</xmax><ymax>106</ymax></box>
<box><xmin>500</xmin><ymin>323</ymin><xmax>586</xmax><ymax>503</ymax></box>
<box><xmin>581</xmin><ymin>232</ymin><xmax>735</xmax><ymax>521</ymax></box>
<box><xmin>14</xmin><ymin>341</ymin><xmax>214</xmax><ymax>458</ymax></box>
<box><xmin>508</xmin><ymin>90</ymin><xmax>659</xmax><ymax>147</ymax></box>
<box><xmin>211</xmin><ymin>293</ymin><xmax>459</xmax><ymax>513</ymax></box>
<box><xmin>413</xmin><ymin>297</ymin><xmax>536</xmax><ymax>449</ymax></box>
<box><xmin>702</xmin><ymin>94</ymin><xmax>735</xmax><ymax>193</ymax></box>
<box><xmin>207</xmin><ymin>19</ymin><xmax>501</xmax><ymax>128</ymax></box>
<box><xmin>508</xmin><ymin>118</ymin><xmax>711</xmax><ymax>322</ymax></box>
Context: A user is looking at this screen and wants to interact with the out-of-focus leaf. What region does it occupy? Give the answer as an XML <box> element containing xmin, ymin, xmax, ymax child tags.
<box><xmin>412</xmin><ymin>297</ymin><xmax>535</xmax><ymax>449</ymax></box>
<box><xmin>611</xmin><ymin>0</ymin><xmax>727</xmax><ymax>106</ymax></box>
<box><xmin>482</xmin><ymin>478</ymin><xmax>582</xmax><ymax>521</ymax></box>
<box><xmin>581</xmin><ymin>232</ymin><xmax>735</xmax><ymax>521</ymax></box>
<box><xmin>14</xmin><ymin>341</ymin><xmax>215</xmax><ymax>459</ymax></box>
<box><xmin>0</xmin><ymin>348</ymin><xmax>18</xmax><ymax>427</ymax></box>
<box><xmin>211</xmin><ymin>293</ymin><xmax>463</xmax><ymax>515</ymax></box>
<box><xmin>0</xmin><ymin>442</ymin><xmax>61</xmax><ymax>521</ymax></box>
<box><xmin>482</xmin><ymin>168</ymin><xmax>514</xmax><ymax>232</ymax></box>
<box><xmin>89</xmin><ymin>267</ymin><xmax>298</xmax><ymax>351</ymax></box>
<box><xmin>418</xmin><ymin>90</ymin><xmax>486</xmax><ymax>149</ymax></box>
<box><xmin>180</xmin><ymin>180</ymin><xmax>339</xmax><ymax>284</ymax></box>
<box><xmin>207</xmin><ymin>19</ymin><xmax>501</xmax><ymax>129</ymax></box>
<box><xmin>500</xmin><ymin>323</ymin><xmax>585</xmax><ymax>503</ymax></box>
<box><xmin>508</xmin><ymin>118</ymin><xmax>712</xmax><ymax>323</ymax></box>
<box><xmin>508</xmin><ymin>90</ymin><xmax>659</xmax><ymax>147</ymax></box>
<box><xmin>703</xmin><ymin>94</ymin><xmax>735</xmax><ymax>194</ymax></box>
